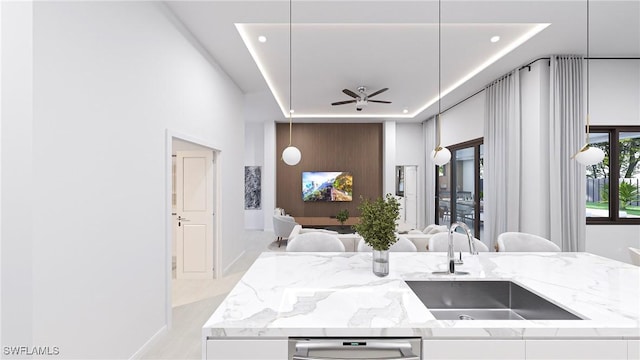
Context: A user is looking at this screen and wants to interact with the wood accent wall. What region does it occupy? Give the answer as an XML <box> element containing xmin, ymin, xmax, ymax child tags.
<box><xmin>276</xmin><ymin>123</ymin><xmax>383</xmax><ymax>218</ymax></box>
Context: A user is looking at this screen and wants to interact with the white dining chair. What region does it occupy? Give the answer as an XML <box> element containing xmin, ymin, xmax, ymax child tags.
<box><xmin>428</xmin><ymin>232</ymin><xmax>489</xmax><ymax>252</ymax></box>
<box><xmin>496</xmin><ymin>232</ymin><xmax>561</xmax><ymax>252</ymax></box>
<box><xmin>286</xmin><ymin>232</ymin><xmax>346</xmax><ymax>252</ymax></box>
<box><xmin>357</xmin><ymin>237</ymin><xmax>417</xmax><ymax>252</ymax></box>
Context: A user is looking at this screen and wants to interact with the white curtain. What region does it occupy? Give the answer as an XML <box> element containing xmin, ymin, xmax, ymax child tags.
<box><xmin>484</xmin><ymin>70</ymin><xmax>522</xmax><ymax>251</ymax></box>
<box><xmin>423</xmin><ymin>116</ymin><xmax>437</xmax><ymax>226</ymax></box>
<box><xmin>548</xmin><ymin>55</ymin><xmax>586</xmax><ymax>251</ymax></box>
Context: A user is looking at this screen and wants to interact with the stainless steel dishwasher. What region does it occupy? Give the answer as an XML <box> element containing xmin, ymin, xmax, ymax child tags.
<box><xmin>289</xmin><ymin>338</ymin><xmax>421</xmax><ymax>360</ymax></box>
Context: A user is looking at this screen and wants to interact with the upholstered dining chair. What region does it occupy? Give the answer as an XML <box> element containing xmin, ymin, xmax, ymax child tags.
<box><xmin>428</xmin><ymin>232</ymin><xmax>489</xmax><ymax>252</ymax></box>
<box><xmin>357</xmin><ymin>237</ymin><xmax>417</xmax><ymax>252</ymax></box>
<box><xmin>496</xmin><ymin>232</ymin><xmax>561</xmax><ymax>252</ymax></box>
<box><xmin>273</xmin><ymin>214</ymin><xmax>298</xmax><ymax>247</ymax></box>
<box><xmin>286</xmin><ymin>232</ymin><xmax>346</xmax><ymax>252</ymax></box>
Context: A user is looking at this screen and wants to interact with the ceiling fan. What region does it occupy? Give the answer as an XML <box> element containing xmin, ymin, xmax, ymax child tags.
<box><xmin>331</xmin><ymin>86</ymin><xmax>391</xmax><ymax>111</ymax></box>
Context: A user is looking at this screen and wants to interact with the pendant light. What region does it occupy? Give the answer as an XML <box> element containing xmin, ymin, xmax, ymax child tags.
<box><xmin>573</xmin><ymin>0</ymin><xmax>604</xmax><ymax>166</ymax></box>
<box><xmin>281</xmin><ymin>0</ymin><xmax>301</xmax><ymax>166</ymax></box>
<box><xmin>430</xmin><ymin>0</ymin><xmax>451</xmax><ymax>166</ymax></box>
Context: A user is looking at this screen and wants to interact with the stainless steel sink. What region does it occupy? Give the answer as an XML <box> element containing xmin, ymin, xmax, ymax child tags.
<box><xmin>405</xmin><ymin>280</ymin><xmax>583</xmax><ymax>320</ymax></box>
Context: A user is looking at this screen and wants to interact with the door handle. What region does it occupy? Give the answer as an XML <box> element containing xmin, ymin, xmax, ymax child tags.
<box><xmin>292</xmin><ymin>341</ymin><xmax>419</xmax><ymax>360</ymax></box>
<box><xmin>178</xmin><ymin>216</ymin><xmax>190</xmax><ymax>227</ymax></box>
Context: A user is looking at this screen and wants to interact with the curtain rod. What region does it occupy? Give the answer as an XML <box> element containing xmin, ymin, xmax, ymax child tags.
<box><xmin>429</xmin><ymin>56</ymin><xmax>640</xmax><ymax>119</ymax></box>
<box><xmin>519</xmin><ymin>56</ymin><xmax>640</xmax><ymax>71</ymax></box>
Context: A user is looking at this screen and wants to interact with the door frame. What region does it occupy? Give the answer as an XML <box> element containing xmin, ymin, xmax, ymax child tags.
<box><xmin>164</xmin><ymin>129</ymin><xmax>221</xmax><ymax>329</ymax></box>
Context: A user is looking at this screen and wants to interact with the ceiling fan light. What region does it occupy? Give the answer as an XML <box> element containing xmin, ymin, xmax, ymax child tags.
<box><xmin>282</xmin><ymin>146</ymin><xmax>301</xmax><ymax>166</ymax></box>
<box><xmin>575</xmin><ymin>145</ymin><xmax>604</xmax><ymax>166</ymax></box>
<box><xmin>431</xmin><ymin>146</ymin><xmax>451</xmax><ymax>166</ymax></box>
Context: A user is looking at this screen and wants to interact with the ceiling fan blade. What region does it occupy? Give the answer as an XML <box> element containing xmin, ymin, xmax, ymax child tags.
<box><xmin>368</xmin><ymin>100</ymin><xmax>392</xmax><ymax>104</ymax></box>
<box><xmin>331</xmin><ymin>100</ymin><xmax>357</xmax><ymax>106</ymax></box>
<box><xmin>342</xmin><ymin>89</ymin><xmax>360</xmax><ymax>98</ymax></box>
<box><xmin>367</xmin><ymin>88</ymin><xmax>389</xmax><ymax>98</ymax></box>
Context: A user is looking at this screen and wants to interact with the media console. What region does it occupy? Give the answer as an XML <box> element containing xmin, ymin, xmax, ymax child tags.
<box><xmin>294</xmin><ymin>216</ymin><xmax>360</xmax><ymax>227</ymax></box>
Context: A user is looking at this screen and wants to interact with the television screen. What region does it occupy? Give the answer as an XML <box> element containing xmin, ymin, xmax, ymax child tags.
<box><xmin>302</xmin><ymin>171</ymin><xmax>353</xmax><ymax>202</ymax></box>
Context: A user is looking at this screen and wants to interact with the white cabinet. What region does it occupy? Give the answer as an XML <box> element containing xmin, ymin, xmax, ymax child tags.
<box><xmin>422</xmin><ymin>339</ymin><xmax>525</xmax><ymax>359</ymax></box>
<box><xmin>422</xmin><ymin>339</ymin><xmax>635</xmax><ymax>359</ymax></box>
<box><xmin>525</xmin><ymin>340</ymin><xmax>627</xmax><ymax>360</ymax></box>
<box><xmin>628</xmin><ymin>340</ymin><xmax>640</xmax><ymax>360</ymax></box>
<box><xmin>205</xmin><ymin>339</ymin><xmax>288</xmax><ymax>360</ymax></box>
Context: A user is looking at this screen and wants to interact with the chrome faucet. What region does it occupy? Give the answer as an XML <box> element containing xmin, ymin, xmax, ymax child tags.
<box><xmin>447</xmin><ymin>222</ymin><xmax>477</xmax><ymax>273</ymax></box>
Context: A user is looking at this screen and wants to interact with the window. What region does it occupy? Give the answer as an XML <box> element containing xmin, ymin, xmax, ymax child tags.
<box><xmin>436</xmin><ymin>139</ymin><xmax>484</xmax><ymax>238</ymax></box>
<box><xmin>586</xmin><ymin>126</ymin><xmax>640</xmax><ymax>224</ymax></box>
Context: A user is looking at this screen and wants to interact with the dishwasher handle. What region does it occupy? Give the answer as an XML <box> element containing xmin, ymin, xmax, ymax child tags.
<box><xmin>292</xmin><ymin>340</ymin><xmax>420</xmax><ymax>360</ymax></box>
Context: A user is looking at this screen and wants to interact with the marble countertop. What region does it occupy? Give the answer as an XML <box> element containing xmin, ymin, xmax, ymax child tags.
<box><xmin>203</xmin><ymin>252</ymin><xmax>640</xmax><ymax>339</ymax></box>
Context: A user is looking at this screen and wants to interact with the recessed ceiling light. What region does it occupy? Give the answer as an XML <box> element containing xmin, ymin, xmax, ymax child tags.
<box><xmin>403</xmin><ymin>109</ymin><xmax>409</xmax><ymax>114</ymax></box>
<box><xmin>258</xmin><ymin>35</ymin><xmax>267</xmax><ymax>43</ymax></box>
<box><xmin>289</xmin><ymin>109</ymin><xmax>295</xmax><ymax>114</ymax></box>
<box><xmin>490</xmin><ymin>36</ymin><xmax>500</xmax><ymax>43</ymax></box>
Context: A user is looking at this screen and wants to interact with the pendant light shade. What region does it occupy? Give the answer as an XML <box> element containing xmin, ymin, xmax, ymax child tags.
<box><xmin>572</xmin><ymin>0</ymin><xmax>603</xmax><ymax>166</ymax></box>
<box><xmin>281</xmin><ymin>0</ymin><xmax>301</xmax><ymax>166</ymax></box>
<box><xmin>431</xmin><ymin>146</ymin><xmax>452</xmax><ymax>166</ymax></box>
<box><xmin>430</xmin><ymin>0</ymin><xmax>450</xmax><ymax>166</ymax></box>
<box><xmin>282</xmin><ymin>145</ymin><xmax>302</xmax><ymax>166</ymax></box>
<box><xmin>575</xmin><ymin>144</ymin><xmax>605</xmax><ymax>166</ymax></box>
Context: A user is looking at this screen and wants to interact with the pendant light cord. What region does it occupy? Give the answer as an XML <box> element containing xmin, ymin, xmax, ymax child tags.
<box><xmin>585</xmin><ymin>0</ymin><xmax>590</xmax><ymax>145</ymax></box>
<box><xmin>288</xmin><ymin>0</ymin><xmax>293</xmax><ymax>146</ymax></box>
<box><xmin>436</xmin><ymin>0</ymin><xmax>442</xmax><ymax>148</ymax></box>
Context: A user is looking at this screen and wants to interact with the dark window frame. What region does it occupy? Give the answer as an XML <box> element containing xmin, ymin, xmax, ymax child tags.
<box><xmin>434</xmin><ymin>138</ymin><xmax>484</xmax><ymax>238</ymax></box>
<box><xmin>587</xmin><ymin>126</ymin><xmax>640</xmax><ymax>225</ymax></box>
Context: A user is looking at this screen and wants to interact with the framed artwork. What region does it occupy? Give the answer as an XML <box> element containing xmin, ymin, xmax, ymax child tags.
<box><xmin>244</xmin><ymin>166</ymin><xmax>261</xmax><ymax>210</ymax></box>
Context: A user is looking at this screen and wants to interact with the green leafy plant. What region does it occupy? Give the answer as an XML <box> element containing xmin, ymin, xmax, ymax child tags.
<box><xmin>600</xmin><ymin>182</ymin><xmax>639</xmax><ymax>210</ymax></box>
<box><xmin>336</xmin><ymin>209</ymin><xmax>350</xmax><ymax>225</ymax></box>
<box><xmin>353</xmin><ymin>194</ymin><xmax>400</xmax><ymax>251</ymax></box>
<box><xmin>619</xmin><ymin>182</ymin><xmax>639</xmax><ymax>210</ymax></box>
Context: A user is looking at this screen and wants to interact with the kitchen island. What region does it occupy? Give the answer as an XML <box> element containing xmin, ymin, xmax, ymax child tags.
<box><xmin>203</xmin><ymin>252</ymin><xmax>640</xmax><ymax>359</ymax></box>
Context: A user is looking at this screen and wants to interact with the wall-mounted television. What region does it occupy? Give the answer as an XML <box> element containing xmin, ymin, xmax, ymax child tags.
<box><xmin>302</xmin><ymin>171</ymin><xmax>353</xmax><ymax>202</ymax></box>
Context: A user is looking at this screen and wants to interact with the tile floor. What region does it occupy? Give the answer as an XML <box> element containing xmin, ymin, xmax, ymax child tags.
<box><xmin>137</xmin><ymin>230</ymin><xmax>280</xmax><ymax>360</ymax></box>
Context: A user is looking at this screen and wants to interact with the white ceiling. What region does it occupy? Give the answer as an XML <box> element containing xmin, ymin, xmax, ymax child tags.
<box><xmin>166</xmin><ymin>0</ymin><xmax>640</xmax><ymax>122</ymax></box>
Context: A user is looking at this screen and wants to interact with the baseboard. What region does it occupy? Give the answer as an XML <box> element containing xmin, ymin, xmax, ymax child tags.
<box><xmin>223</xmin><ymin>250</ymin><xmax>246</xmax><ymax>276</ymax></box>
<box><xmin>128</xmin><ymin>325</ymin><xmax>167</xmax><ymax>360</ymax></box>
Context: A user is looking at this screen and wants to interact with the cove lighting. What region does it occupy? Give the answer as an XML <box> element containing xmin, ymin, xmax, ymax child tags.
<box><xmin>413</xmin><ymin>23</ymin><xmax>549</xmax><ymax>117</ymax></box>
<box><xmin>238</xmin><ymin>23</ymin><xmax>549</xmax><ymax>119</ymax></box>
<box><xmin>258</xmin><ymin>35</ymin><xmax>267</xmax><ymax>43</ymax></box>
<box><xmin>490</xmin><ymin>35</ymin><xmax>500</xmax><ymax>43</ymax></box>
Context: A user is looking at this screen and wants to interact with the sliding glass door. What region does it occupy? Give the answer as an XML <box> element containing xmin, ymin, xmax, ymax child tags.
<box><xmin>436</xmin><ymin>139</ymin><xmax>484</xmax><ymax>239</ymax></box>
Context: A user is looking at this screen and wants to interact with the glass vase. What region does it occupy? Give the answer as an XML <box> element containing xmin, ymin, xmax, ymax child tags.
<box><xmin>372</xmin><ymin>249</ymin><xmax>389</xmax><ymax>277</ymax></box>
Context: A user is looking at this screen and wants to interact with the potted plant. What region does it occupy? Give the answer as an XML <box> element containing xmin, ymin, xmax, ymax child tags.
<box><xmin>353</xmin><ymin>193</ymin><xmax>400</xmax><ymax>277</ymax></box>
<box><xmin>336</xmin><ymin>209</ymin><xmax>350</xmax><ymax>226</ymax></box>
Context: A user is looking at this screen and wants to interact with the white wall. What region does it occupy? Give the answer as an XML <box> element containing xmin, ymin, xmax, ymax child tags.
<box><xmin>2</xmin><ymin>1</ymin><xmax>245</xmax><ymax>358</ymax></box>
<box><xmin>244</xmin><ymin>91</ymin><xmax>281</xmax><ymax>231</ymax></box>
<box><xmin>396</xmin><ymin>123</ymin><xmax>423</xmax><ymax>166</ymax></box>
<box><xmin>396</xmin><ymin>123</ymin><xmax>426</xmax><ymax>229</ymax></box>
<box><xmin>440</xmin><ymin>91</ymin><xmax>485</xmax><ymax>147</ymax></box>
<box><xmin>263</xmin><ymin>120</ymin><xmax>276</xmax><ymax>231</ymax></box>
<box><xmin>244</xmin><ymin>122</ymin><xmax>265</xmax><ymax>229</ymax></box>
<box><xmin>1</xmin><ymin>0</ymin><xmax>34</xmax><ymax>348</ymax></box>
<box><xmin>590</xmin><ymin>59</ymin><xmax>640</xmax><ymax>126</ymax></box>
<box><xmin>383</xmin><ymin>121</ymin><xmax>397</xmax><ymax>196</ymax></box>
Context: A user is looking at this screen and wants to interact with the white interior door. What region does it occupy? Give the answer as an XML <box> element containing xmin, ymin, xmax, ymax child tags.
<box><xmin>176</xmin><ymin>151</ymin><xmax>214</xmax><ymax>279</ymax></box>
<box><xmin>404</xmin><ymin>166</ymin><xmax>418</xmax><ymax>229</ymax></box>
